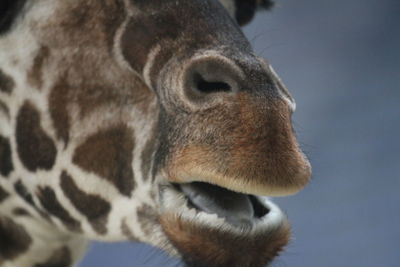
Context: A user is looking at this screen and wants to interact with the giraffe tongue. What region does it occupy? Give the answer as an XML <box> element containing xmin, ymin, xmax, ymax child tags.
<box><xmin>180</xmin><ymin>182</ymin><xmax>254</xmax><ymax>226</ymax></box>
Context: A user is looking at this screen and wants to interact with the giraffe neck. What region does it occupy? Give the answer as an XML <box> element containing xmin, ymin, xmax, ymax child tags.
<box><xmin>0</xmin><ymin>1</ymin><xmax>168</xmax><ymax>265</ymax></box>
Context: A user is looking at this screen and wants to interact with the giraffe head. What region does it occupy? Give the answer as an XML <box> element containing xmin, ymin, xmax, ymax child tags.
<box><xmin>1</xmin><ymin>0</ymin><xmax>311</xmax><ymax>266</ymax></box>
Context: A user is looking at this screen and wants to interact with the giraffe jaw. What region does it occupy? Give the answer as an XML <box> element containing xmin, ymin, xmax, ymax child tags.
<box><xmin>158</xmin><ymin>181</ymin><xmax>290</xmax><ymax>265</ymax></box>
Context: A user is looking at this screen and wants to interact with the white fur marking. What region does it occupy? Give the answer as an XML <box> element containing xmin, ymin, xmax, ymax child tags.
<box><xmin>143</xmin><ymin>45</ymin><xmax>161</xmax><ymax>88</ymax></box>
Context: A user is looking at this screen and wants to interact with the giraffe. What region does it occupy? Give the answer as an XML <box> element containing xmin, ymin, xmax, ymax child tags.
<box><xmin>0</xmin><ymin>0</ymin><xmax>311</xmax><ymax>266</ymax></box>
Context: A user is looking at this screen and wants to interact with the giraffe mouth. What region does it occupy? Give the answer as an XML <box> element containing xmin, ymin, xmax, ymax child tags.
<box><xmin>179</xmin><ymin>182</ymin><xmax>269</xmax><ymax>227</ymax></box>
<box><xmin>160</xmin><ymin>181</ymin><xmax>286</xmax><ymax>230</ymax></box>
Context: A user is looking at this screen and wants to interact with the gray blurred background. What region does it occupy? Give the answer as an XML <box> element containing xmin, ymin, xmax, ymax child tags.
<box><xmin>81</xmin><ymin>0</ymin><xmax>400</xmax><ymax>266</ymax></box>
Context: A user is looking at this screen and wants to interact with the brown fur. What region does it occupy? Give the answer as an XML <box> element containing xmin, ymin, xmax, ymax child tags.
<box><xmin>161</xmin><ymin>213</ymin><xmax>290</xmax><ymax>267</ymax></box>
<box><xmin>72</xmin><ymin>125</ymin><xmax>135</xmax><ymax>197</ymax></box>
<box><xmin>165</xmin><ymin>94</ymin><xmax>310</xmax><ymax>195</ymax></box>
<box><xmin>0</xmin><ymin>0</ymin><xmax>311</xmax><ymax>265</ymax></box>
<box><xmin>0</xmin><ymin>216</ymin><xmax>32</xmax><ymax>262</ymax></box>
<box><xmin>16</xmin><ymin>102</ymin><xmax>57</xmax><ymax>172</ymax></box>
<box><xmin>121</xmin><ymin>15</ymin><xmax>182</xmax><ymax>74</ymax></box>
<box><xmin>27</xmin><ymin>46</ymin><xmax>49</xmax><ymax>89</ymax></box>
<box><xmin>0</xmin><ymin>69</ymin><xmax>14</xmax><ymax>93</ymax></box>
<box><xmin>48</xmin><ymin>72</ymin><xmax>154</xmax><ymax>146</ymax></box>
<box><xmin>0</xmin><ymin>185</ymin><xmax>9</xmax><ymax>203</ymax></box>
<box><xmin>37</xmin><ymin>187</ymin><xmax>82</xmax><ymax>232</ymax></box>
<box><xmin>0</xmin><ymin>100</ymin><xmax>9</xmax><ymax>119</ymax></box>
<box><xmin>60</xmin><ymin>171</ymin><xmax>111</xmax><ymax>235</ymax></box>
<box><xmin>12</xmin><ymin>208</ymin><xmax>31</xmax><ymax>217</ymax></box>
<box><xmin>43</xmin><ymin>0</ymin><xmax>151</xmax><ymax>146</ymax></box>
<box><xmin>38</xmin><ymin>0</ymin><xmax>125</xmax><ymax>51</ymax></box>
<box><xmin>14</xmin><ymin>180</ymin><xmax>35</xmax><ymax>207</ymax></box>
<box><xmin>48</xmin><ymin>78</ymin><xmax>71</xmax><ymax>145</ymax></box>
<box><xmin>0</xmin><ymin>135</ymin><xmax>13</xmax><ymax>177</ymax></box>
<box><xmin>14</xmin><ymin>180</ymin><xmax>51</xmax><ymax>222</ymax></box>
<box><xmin>121</xmin><ymin>0</ymin><xmax>248</xmax><ymax>86</ymax></box>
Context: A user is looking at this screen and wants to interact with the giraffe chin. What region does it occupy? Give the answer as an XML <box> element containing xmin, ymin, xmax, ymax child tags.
<box><xmin>159</xmin><ymin>182</ymin><xmax>291</xmax><ymax>266</ymax></box>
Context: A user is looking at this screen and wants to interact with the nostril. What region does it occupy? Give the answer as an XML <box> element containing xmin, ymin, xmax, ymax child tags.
<box><xmin>182</xmin><ymin>56</ymin><xmax>242</xmax><ymax>106</ymax></box>
<box><xmin>194</xmin><ymin>73</ymin><xmax>232</xmax><ymax>94</ymax></box>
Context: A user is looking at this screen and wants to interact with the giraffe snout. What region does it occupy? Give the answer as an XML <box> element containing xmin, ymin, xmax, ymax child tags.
<box><xmin>161</xmin><ymin>52</ymin><xmax>311</xmax><ymax>197</ymax></box>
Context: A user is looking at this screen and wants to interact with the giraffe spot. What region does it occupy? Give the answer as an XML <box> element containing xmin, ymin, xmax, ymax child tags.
<box><xmin>49</xmin><ymin>78</ymin><xmax>134</xmax><ymax>146</ymax></box>
<box><xmin>0</xmin><ymin>100</ymin><xmax>10</xmax><ymax>119</ymax></box>
<box><xmin>16</xmin><ymin>101</ymin><xmax>57</xmax><ymax>172</ymax></box>
<box><xmin>12</xmin><ymin>208</ymin><xmax>31</xmax><ymax>217</ymax></box>
<box><xmin>0</xmin><ymin>0</ymin><xmax>27</xmax><ymax>34</ymax></box>
<box><xmin>60</xmin><ymin>171</ymin><xmax>111</xmax><ymax>235</ymax></box>
<box><xmin>73</xmin><ymin>125</ymin><xmax>135</xmax><ymax>197</ymax></box>
<box><xmin>47</xmin><ymin>0</ymin><xmax>125</xmax><ymax>51</ymax></box>
<box><xmin>136</xmin><ymin>204</ymin><xmax>159</xmax><ymax>238</ymax></box>
<box><xmin>0</xmin><ymin>185</ymin><xmax>9</xmax><ymax>203</ymax></box>
<box><xmin>0</xmin><ymin>135</ymin><xmax>13</xmax><ymax>177</ymax></box>
<box><xmin>37</xmin><ymin>186</ymin><xmax>81</xmax><ymax>232</ymax></box>
<box><xmin>49</xmin><ymin>79</ymin><xmax>137</xmax><ymax>146</ymax></box>
<box><xmin>34</xmin><ymin>246</ymin><xmax>72</xmax><ymax>267</ymax></box>
<box><xmin>14</xmin><ymin>180</ymin><xmax>35</xmax><ymax>207</ymax></box>
<box><xmin>14</xmin><ymin>180</ymin><xmax>52</xmax><ymax>221</ymax></box>
<box><xmin>0</xmin><ymin>69</ymin><xmax>15</xmax><ymax>94</ymax></box>
<box><xmin>48</xmin><ymin>78</ymin><xmax>70</xmax><ymax>145</ymax></box>
<box><xmin>28</xmin><ymin>46</ymin><xmax>49</xmax><ymax>89</ymax></box>
<box><xmin>0</xmin><ymin>216</ymin><xmax>32</xmax><ymax>261</ymax></box>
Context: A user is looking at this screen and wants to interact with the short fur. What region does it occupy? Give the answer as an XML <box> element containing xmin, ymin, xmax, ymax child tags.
<box><xmin>0</xmin><ymin>0</ymin><xmax>310</xmax><ymax>266</ymax></box>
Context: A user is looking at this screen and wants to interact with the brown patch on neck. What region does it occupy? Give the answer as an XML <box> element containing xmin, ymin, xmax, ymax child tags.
<box><xmin>73</xmin><ymin>125</ymin><xmax>135</xmax><ymax>197</ymax></box>
<box><xmin>14</xmin><ymin>180</ymin><xmax>52</xmax><ymax>222</ymax></box>
<box><xmin>34</xmin><ymin>246</ymin><xmax>72</xmax><ymax>267</ymax></box>
<box><xmin>37</xmin><ymin>186</ymin><xmax>82</xmax><ymax>232</ymax></box>
<box><xmin>48</xmin><ymin>78</ymin><xmax>71</xmax><ymax>145</ymax></box>
<box><xmin>16</xmin><ymin>101</ymin><xmax>57</xmax><ymax>172</ymax></box>
<box><xmin>0</xmin><ymin>216</ymin><xmax>32</xmax><ymax>261</ymax></box>
<box><xmin>0</xmin><ymin>185</ymin><xmax>9</xmax><ymax>203</ymax></box>
<box><xmin>48</xmin><ymin>74</ymin><xmax>153</xmax><ymax>146</ymax></box>
<box><xmin>0</xmin><ymin>69</ymin><xmax>15</xmax><ymax>94</ymax></box>
<box><xmin>41</xmin><ymin>0</ymin><xmax>125</xmax><ymax>51</ymax></box>
<box><xmin>14</xmin><ymin>180</ymin><xmax>35</xmax><ymax>207</ymax></box>
<box><xmin>60</xmin><ymin>171</ymin><xmax>111</xmax><ymax>235</ymax></box>
<box><xmin>0</xmin><ymin>100</ymin><xmax>10</xmax><ymax>119</ymax></box>
<box><xmin>12</xmin><ymin>208</ymin><xmax>31</xmax><ymax>217</ymax></box>
<box><xmin>0</xmin><ymin>135</ymin><xmax>13</xmax><ymax>177</ymax></box>
<box><xmin>28</xmin><ymin>46</ymin><xmax>50</xmax><ymax>90</ymax></box>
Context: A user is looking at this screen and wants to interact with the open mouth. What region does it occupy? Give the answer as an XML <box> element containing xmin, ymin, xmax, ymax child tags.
<box><xmin>160</xmin><ymin>181</ymin><xmax>286</xmax><ymax>232</ymax></box>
